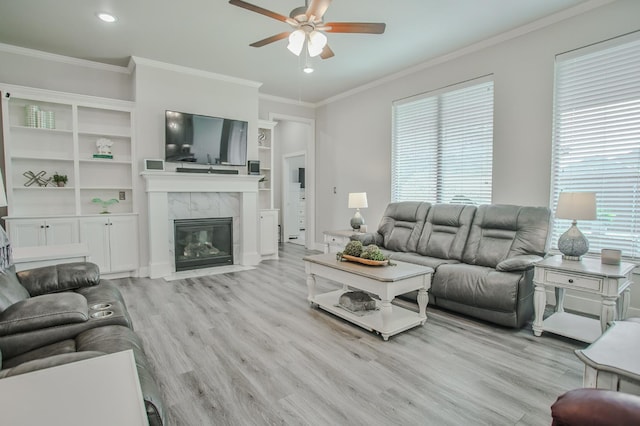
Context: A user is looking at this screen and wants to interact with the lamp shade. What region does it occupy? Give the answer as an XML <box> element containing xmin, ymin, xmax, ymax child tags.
<box><xmin>348</xmin><ymin>192</ymin><xmax>368</xmax><ymax>209</ymax></box>
<box><xmin>0</xmin><ymin>172</ymin><xmax>7</xmax><ymax>208</ymax></box>
<box><xmin>556</xmin><ymin>192</ymin><xmax>596</xmax><ymax>220</ymax></box>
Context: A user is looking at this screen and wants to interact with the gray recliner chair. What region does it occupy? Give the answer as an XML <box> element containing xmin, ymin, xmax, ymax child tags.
<box><xmin>0</xmin><ymin>262</ymin><xmax>165</xmax><ymax>425</ymax></box>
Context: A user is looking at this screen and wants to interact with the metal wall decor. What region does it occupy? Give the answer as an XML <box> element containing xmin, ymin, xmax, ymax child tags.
<box><xmin>23</xmin><ymin>170</ymin><xmax>52</xmax><ymax>187</ymax></box>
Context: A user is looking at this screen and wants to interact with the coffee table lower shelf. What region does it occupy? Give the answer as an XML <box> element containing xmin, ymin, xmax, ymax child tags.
<box><xmin>311</xmin><ymin>290</ymin><xmax>425</xmax><ymax>340</ymax></box>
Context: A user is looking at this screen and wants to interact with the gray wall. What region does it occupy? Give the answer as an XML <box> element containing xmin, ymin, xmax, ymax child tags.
<box><xmin>313</xmin><ymin>0</ymin><xmax>640</xmax><ymax>244</ymax></box>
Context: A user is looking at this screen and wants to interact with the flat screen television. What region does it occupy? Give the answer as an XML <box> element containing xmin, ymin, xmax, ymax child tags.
<box><xmin>165</xmin><ymin>110</ymin><xmax>248</xmax><ymax>166</ymax></box>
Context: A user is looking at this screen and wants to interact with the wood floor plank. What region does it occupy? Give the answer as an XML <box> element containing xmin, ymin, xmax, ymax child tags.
<box><xmin>114</xmin><ymin>244</ymin><xmax>584</xmax><ymax>426</ymax></box>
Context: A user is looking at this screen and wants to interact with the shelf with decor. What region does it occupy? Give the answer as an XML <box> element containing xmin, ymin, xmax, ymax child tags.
<box><xmin>1</xmin><ymin>84</ymin><xmax>137</xmax><ymax>259</ymax></box>
<box><xmin>258</xmin><ymin>120</ymin><xmax>276</xmax><ymax>210</ymax></box>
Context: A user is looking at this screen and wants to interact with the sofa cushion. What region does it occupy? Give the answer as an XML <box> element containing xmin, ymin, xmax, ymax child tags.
<box><xmin>1</xmin><ymin>339</ymin><xmax>78</xmax><ymax>368</ymax></box>
<box><xmin>431</xmin><ymin>263</ymin><xmax>524</xmax><ymax>312</ymax></box>
<box><xmin>389</xmin><ymin>252</ymin><xmax>459</xmax><ymax>270</ymax></box>
<box><xmin>17</xmin><ymin>262</ymin><xmax>100</xmax><ymax>297</ymax></box>
<box><xmin>416</xmin><ymin>204</ymin><xmax>476</xmax><ymax>260</ymax></box>
<box><xmin>462</xmin><ymin>204</ymin><xmax>551</xmax><ymax>269</ymax></box>
<box><xmin>377</xmin><ymin>202</ymin><xmax>430</xmax><ymax>252</ymax></box>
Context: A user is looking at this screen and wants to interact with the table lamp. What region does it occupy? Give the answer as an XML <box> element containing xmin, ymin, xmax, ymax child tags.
<box><xmin>348</xmin><ymin>192</ymin><xmax>368</xmax><ymax>231</ymax></box>
<box><xmin>556</xmin><ymin>191</ymin><xmax>596</xmax><ymax>260</ymax></box>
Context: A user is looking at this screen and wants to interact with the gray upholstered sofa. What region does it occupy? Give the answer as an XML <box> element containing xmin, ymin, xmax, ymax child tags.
<box><xmin>0</xmin><ymin>262</ymin><xmax>164</xmax><ymax>425</ymax></box>
<box><xmin>353</xmin><ymin>202</ymin><xmax>551</xmax><ymax>328</ymax></box>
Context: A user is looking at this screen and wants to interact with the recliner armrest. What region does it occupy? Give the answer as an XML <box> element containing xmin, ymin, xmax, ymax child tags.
<box><xmin>496</xmin><ymin>255</ymin><xmax>543</xmax><ymax>272</ymax></box>
<box><xmin>16</xmin><ymin>262</ymin><xmax>100</xmax><ymax>296</ymax></box>
<box><xmin>0</xmin><ymin>293</ymin><xmax>89</xmax><ymax>336</ymax></box>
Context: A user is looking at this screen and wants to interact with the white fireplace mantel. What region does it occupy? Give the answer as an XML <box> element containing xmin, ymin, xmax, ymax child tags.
<box><xmin>141</xmin><ymin>172</ymin><xmax>262</xmax><ymax>278</ymax></box>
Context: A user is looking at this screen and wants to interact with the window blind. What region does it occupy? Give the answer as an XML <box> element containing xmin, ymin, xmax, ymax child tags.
<box><xmin>392</xmin><ymin>78</ymin><xmax>494</xmax><ymax>204</ymax></box>
<box><xmin>551</xmin><ymin>33</ymin><xmax>640</xmax><ymax>258</ymax></box>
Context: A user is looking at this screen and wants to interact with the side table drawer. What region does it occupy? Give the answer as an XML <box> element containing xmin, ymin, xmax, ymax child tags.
<box><xmin>545</xmin><ymin>270</ymin><xmax>602</xmax><ymax>292</ymax></box>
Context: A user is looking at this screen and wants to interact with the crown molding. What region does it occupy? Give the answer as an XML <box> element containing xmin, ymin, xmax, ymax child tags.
<box><xmin>258</xmin><ymin>92</ymin><xmax>316</xmax><ymax>109</ymax></box>
<box><xmin>316</xmin><ymin>0</ymin><xmax>616</xmax><ymax>106</ymax></box>
<box><xmin>129</xmin><ymin>56</ymin><xmax>262</xmax><ymax>89</ymax></box>
<box><xmin>0</xmin><ymin>42</ymin><xmax>130</xmax><ymax>74</ymax></box>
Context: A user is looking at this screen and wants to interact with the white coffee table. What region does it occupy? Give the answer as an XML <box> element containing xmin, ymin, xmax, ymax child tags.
<box><xmin>304</xmin><ymin>253</ymin><xmax>433</xmax><ymax>340</ymax></box>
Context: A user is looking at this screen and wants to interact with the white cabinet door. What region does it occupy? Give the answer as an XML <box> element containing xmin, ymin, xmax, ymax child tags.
<box><xmin>7</xmin><ymin>219</ymin><xmax>46</xmax><ymax>247</ymax></box>
<box><xmin>79</xmin><ymin>217</ymin><xmax>110</xmax><ymax>273</ymax></box>
<box><xmin>7</xmin><ymin>218</ymin><xmax>79</xmax><ymax>247</ymax></box>
<box><xmin>45</xmin><ymin>218</ymin><xmax>79</xmax><ymax>245</ymax></box>
<box><xmin>79</xmin><ymin>215</ymin><xmax>138</xmax><ymax>274</ymax></box>
<box><xmin>260</xmin><ymin>209</ymin><xmax>279</xmax><ymax>256</ymax></box>
<box><xmin>107</xmin><ymin>216</ymin><xmax>138</xmax><ymax>273</ymax></box>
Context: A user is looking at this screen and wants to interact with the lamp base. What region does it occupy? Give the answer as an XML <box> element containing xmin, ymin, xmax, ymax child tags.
<box><xmin>350</xmin><ymin>210</ymin><xmax>364</xmax><ymax>231</ymax></box>
<box><xmin>558</xmin><ymin>221</ymin><xmax>589</xmax><ymax>261</ymax></box>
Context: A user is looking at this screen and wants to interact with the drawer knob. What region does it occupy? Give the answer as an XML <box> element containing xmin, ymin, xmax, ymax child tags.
<box><xmin>568</xmin><ymin>278</ymin><xmax>574</xmax><ymax>283</ymax></box>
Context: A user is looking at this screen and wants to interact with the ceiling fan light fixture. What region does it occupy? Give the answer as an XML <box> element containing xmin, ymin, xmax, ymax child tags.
<box><xmin>303</xmin><ymin>66</ymin><xmax>314</xmax><ymax>74</ymax></box>
<box><xmin>307</xmin><ymin>30</ymin><xmax>327</xmax><ymax>57</ymax></box>
<box><xmin>287</xmin><ymin>29</ymin><xmax>305</xmax><ymax>56</ymax></box>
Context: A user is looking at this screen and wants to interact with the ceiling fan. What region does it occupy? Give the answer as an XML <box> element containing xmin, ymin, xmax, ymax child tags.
<box><xmin>228</xmin><ymin>0</ymin><xmax>386</xmax><ymax>59</ymax></box>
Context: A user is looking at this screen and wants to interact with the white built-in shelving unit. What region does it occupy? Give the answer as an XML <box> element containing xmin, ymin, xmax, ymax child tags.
<box><xmin>1</xmin><ymin>84</ymin><xmax>138</xmax><ymax>275</ymax></box>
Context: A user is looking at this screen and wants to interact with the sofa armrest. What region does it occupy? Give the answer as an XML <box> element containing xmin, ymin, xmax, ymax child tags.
<box><xmin>16</xmin><ymin>262</ymin><xmax>100</xmax><ymax>296</ymax></box>
<box><xmin>496</xmin><ymin>255</ymin><xmax>543</xmax><ymax>272</ymax></box>
<box><xmin>0</xmin><ymin>293</ymin><xmax>89</xmax><ymax>336</ymax></box>
<box><xmin>551</xmin><ymin>388</ymin><xmax>640</xmax><ymax>425</ymax></box>
<box><xmin>350</xmin><ymin>232</ymin><xmax>383</xmax><ymax>247</ymax></box>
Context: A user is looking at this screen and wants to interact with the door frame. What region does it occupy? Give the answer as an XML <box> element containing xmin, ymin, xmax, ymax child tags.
<box><xmin>282</xmin><ymin>151</ymin><xmax>306</xmax><ymax>244</ymax></box>
<box><xmin>268</xmin><ymin>113</ymin><xmax>315</xmax><ymax>249</ymax></box>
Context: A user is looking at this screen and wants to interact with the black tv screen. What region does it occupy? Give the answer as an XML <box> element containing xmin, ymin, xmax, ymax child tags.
<box><xmin>165</xmin><ymin>110</ymin><xmax>248</xmax><ymax>166</ymax></box>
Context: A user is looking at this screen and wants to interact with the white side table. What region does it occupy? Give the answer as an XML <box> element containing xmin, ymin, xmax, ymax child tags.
<box><xmin>532</xmin><ymin>255</ymin><xmax>636</xmax><ymax>343</ymax></box>
<box><xmin>323</xmin><ymin>230</ymin><xmax>359</xmax><ymax>253</ymax></box>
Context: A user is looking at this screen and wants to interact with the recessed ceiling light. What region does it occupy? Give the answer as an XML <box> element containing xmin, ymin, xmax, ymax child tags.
<box><xmin>97</xmin><ymin>12</ymin><xmax>117</xmax><ymax>23</ymax></box>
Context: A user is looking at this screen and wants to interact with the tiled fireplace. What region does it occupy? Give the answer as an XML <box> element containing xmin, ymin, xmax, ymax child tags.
<box><xmin>174</xmin><ymin>217</ymin><xmax>233</xmax><ymax>271</ymax></box>
<box><xmin>141</xmin><ymin>172</ymin><xmax>262</xmax><ymax>278</ymax></box>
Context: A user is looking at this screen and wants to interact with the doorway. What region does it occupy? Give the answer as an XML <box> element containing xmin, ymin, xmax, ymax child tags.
<box><xmin>283</xmin><ymin>153</ymin><xmax>306</xmax><ymax>246</ymax></box>
<box><xmin>268</xmin><ymin>113</ymin><xmax>315</xmax><ymax>250</ymax></box>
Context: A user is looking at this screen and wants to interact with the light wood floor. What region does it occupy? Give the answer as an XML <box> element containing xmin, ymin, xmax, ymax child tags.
<box><xmin>114</xmin><ymin>244</ymin><xmax>585</xmax><ymax>426</ymax></box>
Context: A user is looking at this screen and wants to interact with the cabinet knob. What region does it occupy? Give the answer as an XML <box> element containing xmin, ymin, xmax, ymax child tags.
<box><xmin>568</xmin><ymin>278</ymin><xmax>574</xmax><ymax>283</ymax></box>
<box><xmin>40</xmin><ymin>225</ymin><xmax>45</xmax><ymax>229</ymax></box>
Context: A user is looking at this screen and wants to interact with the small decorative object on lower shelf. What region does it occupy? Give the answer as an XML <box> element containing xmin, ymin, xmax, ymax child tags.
<box><xmin>339</xmin><ymin>291</ymin><xmax>376</xmax><ymax>312</ymax></box>
<box><xmin>92</xmin><ymin>197</ymin><xmax>119</xmax><ymax>214</ymax></box>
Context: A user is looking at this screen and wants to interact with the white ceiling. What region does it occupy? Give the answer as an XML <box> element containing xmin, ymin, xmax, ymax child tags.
<box><xmin>0</xmin><ymin>0</ymin><xmax>595</xmax><ymax>103</ymax></box>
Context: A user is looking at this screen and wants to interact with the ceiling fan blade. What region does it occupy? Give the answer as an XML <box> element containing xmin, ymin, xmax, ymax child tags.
<box><xmin>320</xmin><ymin>45</ymin><xmax>334</xmax><ymax>60</ymax></box>
<box><xmin>249</xmin><ymin>32</ymin><xmax>291</xmax><ymax>48</ymax></box>
<box><xmin>306</xmin><ymin>0</ymin><xmax>332</xmax><ymax>21</ymax></box>
<box><xmin>228</xmin><ymin>0</ymin><xmax>289</xmax><ymax>23</ymax></box>
<box><xmin>324</xmin><ymin>22</ymin><xmax>386</xmax><ymax>34</ymax></box>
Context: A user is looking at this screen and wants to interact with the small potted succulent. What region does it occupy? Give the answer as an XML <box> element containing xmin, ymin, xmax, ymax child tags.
<box><xmin>52</xmin><ymin>172</ymin><xmax>68</xmax><ymax>187</ymax></box>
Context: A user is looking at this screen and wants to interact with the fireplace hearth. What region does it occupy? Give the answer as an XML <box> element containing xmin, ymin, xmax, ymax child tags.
<box><xmin>174</xmin><ymin>217</ymin><xmax>233</xmax><ymax>271</ymax></box>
